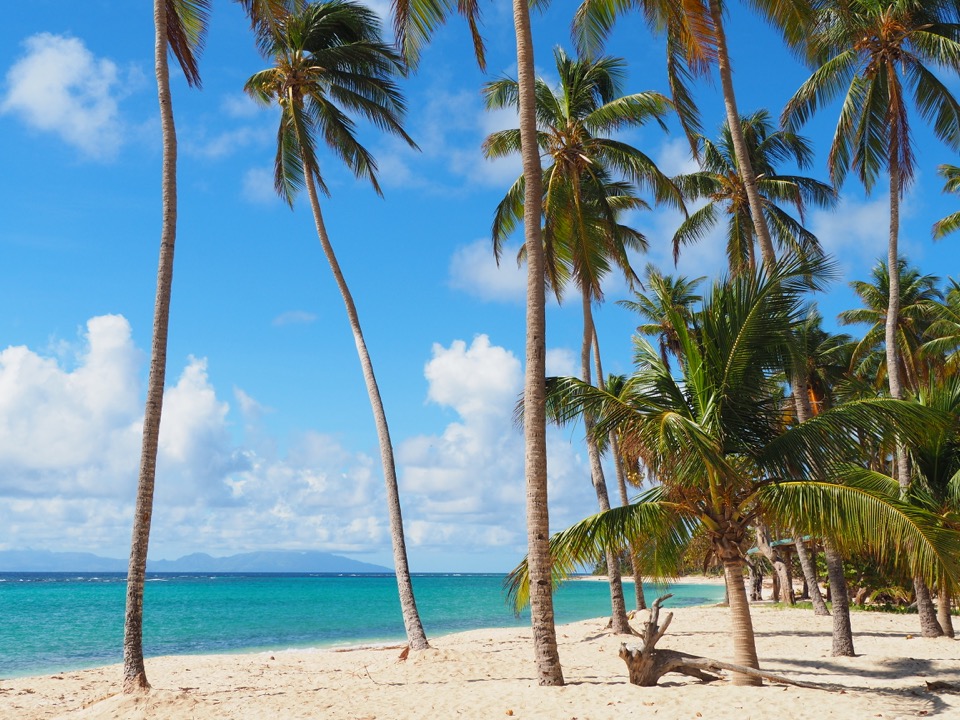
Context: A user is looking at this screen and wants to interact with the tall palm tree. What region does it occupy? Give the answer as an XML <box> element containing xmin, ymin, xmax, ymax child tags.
<box><xmin>391</xmin><ymin>0</ymin><xmax>564</xmax><ymax>686</ymax></box>
<box><xmin>835</xmin><ymin>255</ymin><xmax>946</xmax><ymax>636</ymax></box>
<box><xmin>574</xmin><ymin>0</ymin><xmax>813</xmax><ymax>272</ymax></box>
<box><xmin>244</xmin><ymin>0</ymin><xmax>429</xmax><ymax>650</ymax></box>
<box><xmin>782</xmin><ymin>0</ymin><xmax>960</xmax><ymax>496</ymax></box>
<box><xmin>673</xmin><ymin>110</ymin><xmax>835</xmax><ymax>275</ymax></box>
<box><xmin>123</xmin><ymin>0</ymin><xmax>210</xmax><ymax>694</ymax></box>
<box><xmin>484</xmin><ymin>48</ymin><xmax>681</xmax><ymax>634</ymax></box>
<box><xmin>514</xmin><ymin>258</ymin><xmax>959</xmax><ymax>683</ymax></box>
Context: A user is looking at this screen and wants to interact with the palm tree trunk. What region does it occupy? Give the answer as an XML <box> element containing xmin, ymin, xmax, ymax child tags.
<box><xmin>887</xmin><ymin>144</ymin><xmax>943</xmax><ymax>639</ymax></box>
<box><xmin>754</xmin><ymin>525</ymin><xmax>795</xmax><ymax>605</ymax></box>
<box><xmin>708</xmin><ymin>0</ymin><xmax>776</xmax><ymax>271</ymax></box>
<box><xmin>122</xmin><ymin>0</ymin><xmax>177</xmax><ymax>692</ymax></box>
<box><xmin>937</xmin><ymin>586</ymin><xmax>955</xmax><ymax>638</ymax></box>
<box><xmin>721</xmin><ymin>558</ymin><xmax>762</xmax><ymax>686</ymax></box>
<box><xmin>915</xmin><ymin>575</ymin><xmax>944</xmax><ymax>638</ymax></box>
<box><xmin>300</xmin><ymin>163</ymin><xmax>428</xmax><ymax>651</ymax></box>
<box><xmin>513</xmin><ymin>0</ymin><xmax>563</xmax><ymax>685</ymax></box>
<box><xmin>593</xmin><ymin>331</ymin><xmax>646</xmax><ymax>611</ymax></box>
<box><xmin>582</xmin><ymin>293</ymin><xmax>630</xmax><ymax>633</ymax></box>
<box><xmin>823</xmin><ymin>540</ymin><xmax>855</xmax><ymax>656</ymax></box>
<box><xmin>790</xmin><ymin>391</ymin><xmax>830</xmax><ymax>616</ymax></box>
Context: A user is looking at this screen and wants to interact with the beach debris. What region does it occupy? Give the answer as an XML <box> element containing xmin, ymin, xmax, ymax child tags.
<box><xmin>618</xmin><ymin>594</ymin><xmax>831</xmax><ymax>690</ymax></box>
<box><xmin>925</xmin><ymin>680</ymin><xmax>960</xmax><ymax>693</ymax></box>
<box><xmin>397</xmin><ymin>645</ymin><xmax>410</xmax><ymax>662</ymax></box>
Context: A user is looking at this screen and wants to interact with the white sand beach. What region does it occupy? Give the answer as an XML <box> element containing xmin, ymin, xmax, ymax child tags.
<box><xmin>3</xmin><ymin>600</ymin><xmax>958</xmax><ymax>720</ymax></box>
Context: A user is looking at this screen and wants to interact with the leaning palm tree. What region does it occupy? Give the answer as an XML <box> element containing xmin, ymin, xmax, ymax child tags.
<box><xmin>513</xmin><ymin>257</ymin><xmax>959</xmax><ymax>684</ymax></box>
<box><xmin>484</xmin><ymin>47</ymin><xmax>681</xmax><ymax>634</ymax></box>
<box><xmin>391</xmin><ymin>0</ymin><xmax>564</xmax><ymax>686</ymax></box>
<box><xmin>573</xmin><ymin>0</ymin><xmax>813</xmax><ymax>272</ymax></box>
<box><xmin>244</xmin><ymin>0</ymin><xmax>429</xmax><ymax>650</ymax></box>
<box><xmin>673</xmin><ymin>109</ymin><xmax>835</xmax><ymax>275</ymax></box>
<box><xmin>124</xmin><ymin>0</ymin><xmax>300</xmax><ymax>693</ymax></box>
<box><xmin>123</xmin><ymin>0</ymin><xmax>210</xmax><ymax>694</ymax></box>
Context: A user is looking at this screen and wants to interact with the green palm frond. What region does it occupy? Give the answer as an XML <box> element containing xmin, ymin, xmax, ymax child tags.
<box><xmin>505</xmin><ymin>487</ymin><xmax>697</xmax><ymax>611</ymax></box>
<box><xmin>167</xmin><ymin>0</ymin><xmax>211</xmax><ymax>88</ymax></box>
<box><xmin>759</xmin><ymin>473</ymin><xmax>960</xmax><ymax>591</ymax></box>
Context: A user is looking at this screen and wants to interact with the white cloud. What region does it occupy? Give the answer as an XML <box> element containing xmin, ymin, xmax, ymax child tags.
<box><xmin>272</xmin><ymin>310</ymin><xmax>317</xmax><ymax>326</ymax></box>
<box><xmin>397</xmin><ymin>335</ymin><xmax>598</xmax><ymax>555</ymax></box>
<box><xmin>221</xmin><ymin>93</ymin><xmax>262</xmax><ymax>119</ymax></box>
<box><xmin>0</xmin><ymin>315</ymin><xmax>387</xmax><ymax>559</ymax></box>
<box><xmin>0</xmin><ymin>319</ymin><xmax>607</xmax><ymax>570</ymax></box>
<box><xmin>242</xmin><ymin>166</ymin><xmax>279</xmax><ymax>204</ymax></box>
<box><xmin>545</xmin><ymin>347</ymin><xmax>578</xmax><ymax>377</ymax></box>
<box><xmin>449</xmin><ymin>239</ymin><xmax>526</xmax><ymax>302</ymax></box>
<box><xmin>809</xmin><ymin>195</ymin><xmax>891</xmax><ymax>270</ymax></box>
<box><xmin>186</xmin><ymin>125</ymin><xmax>270</xmax><ymax>159</ymax></box>
<box><xmin>655</xmin><ymin>137</ymin><xmax>700</xmax><ymax>176</ymax></box>
<box><xmin>1</xmin><ymin>34</ymin><xmax>126</xmax><ymax>159</ymax></box>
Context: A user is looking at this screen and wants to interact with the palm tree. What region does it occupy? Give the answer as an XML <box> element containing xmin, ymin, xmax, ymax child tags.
<box><xmin>911</xmin><ymin>376</ymin><xmax>960</xmax><ymax>638</ymax></box>
<box><xmin>782</xmin><ymin>0</ymin><xmax>960</xmax><ymax>502</ymax></box>
<box><xmin>516</xmin><ymin>260</ymin><xmax>958</xmax><ymax>683</ymax></box>
<box><xmin>574</xmin><ymin>0</ymin><xmax>813</xmax><ymax>272</ymax></box>
<box><xmin>244</xmin><ymin>0</ymin><xmax>429</xmax><ymax>650</ymax></box>
<box><xmin>835</xmin><ymin>256</ymin><xmax>946</xmax><ymax>636</ymax></box>
<box><xmin>391</xmin><ymin>0</ymin><xmax>564</xmax><ymax>687</ymax></box>
<box><xmin>839</xmin><ymin>259</ymin><xmax>942</xmax><ymax>395</ymax></box>
<box><xmin>123</xmin><ymin>0</ymin><xmax>210</xmax><ymax>694</ymax></box>
<box><xmin>673</xmin><ymin>109</ymin><xmax>835</xmax><ymax>275</ymax></box>
<box><xmin>484</xmin><ymin>47</ymin><xmax>681</xmax><ymax>634</ymax></box>
<box><xmin>933</xmin><ymin>164</ymin><xmax>960</xmax><ymax>239</ymax></box>
<box><xmin>618</xmin><ymin>266</ymin><xmax>704</xmax><ymax>369</ymax></box>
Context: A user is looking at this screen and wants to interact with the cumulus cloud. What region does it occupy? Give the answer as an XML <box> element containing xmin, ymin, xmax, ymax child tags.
<box><xmin>397</xmin><ymin>335</ymin><xmax>596</xmax><ymax>556</ymax></box>
<box><xmin>448</xmin><ymin>239</ymin><xmax>526</xmax><ymax>302</ymax></box>
<box><xmin>0</xmin><ymin>319</ymin><xmax>602</xmax><ymax>570</ymax></box>
<box><xmin>0</xmin><ymin>315</ymin><xmax>389</xmax><ymax>559</ymax></box>
<box><xmin>1</xmin><ymin>34</ymin><xmax>126</xmax><ymax>159</ymax></box>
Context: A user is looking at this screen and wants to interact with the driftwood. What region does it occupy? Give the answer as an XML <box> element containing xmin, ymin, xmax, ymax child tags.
<box><xmin>618</xmin><ymin>594</ymin><xmax>831</xmax><ymax>690</ymax></box>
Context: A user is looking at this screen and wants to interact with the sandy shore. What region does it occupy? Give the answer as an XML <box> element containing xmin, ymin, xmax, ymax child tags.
<box><xmin>3</xmin><ymin>602</ymin><xmax>957</xmax><ymax>720</ymax></box>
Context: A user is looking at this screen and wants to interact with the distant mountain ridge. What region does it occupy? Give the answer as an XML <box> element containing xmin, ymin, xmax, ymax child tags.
<box><xmin>0</xmin><ymin>549</ymin><xmax>392</xmax><ymax>574</ymax></box>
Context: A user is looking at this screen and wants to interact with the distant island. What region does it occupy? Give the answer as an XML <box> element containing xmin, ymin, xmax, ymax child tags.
<box><xmin>0</xmin><ymin>549</ymin><xmax>392</xmax><ymax>574</ymax></box>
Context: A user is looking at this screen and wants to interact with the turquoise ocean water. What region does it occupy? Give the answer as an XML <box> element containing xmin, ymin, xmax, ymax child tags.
<box><xmin>0</xmin><ymin>573</ymin><xmax>724</xmax><ymax>679</ymax></box>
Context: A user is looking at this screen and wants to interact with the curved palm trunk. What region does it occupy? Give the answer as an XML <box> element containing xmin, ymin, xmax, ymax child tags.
<box><xmin>581</xmin><ymin>293</ymin><xmax>630</xmax><ymax>633</ymax></box>
<box><xmin>301</xmin><ymin>164</ymin><xmax>428</xmax><ymax>651</ymax></box>
<box><xmin>937</xmin><ymin>587</ymin><xmax>955</xmax><ymax>638</ymax></box>
<box><xmin>721</xmin><ymin>557</ymin><xmax>762</xmax><ymax>686</ymax></box>
<box><xmin>887</xmin><ymin>144</ymin><xmax>943</xmax><ymax>639</ymax></box>
<box><xmin>708</xmin><ymin>0</ymin><xmax>776</xmax><ymax>270</ymax></box>
<box><xmin>122</xmin><ymin>0</ymin><xmax>177</xmax><ymax>692</ymax></box>
<box><xmin>593</xmin><ymin>332</ymin><xmax>646</xmax><ymax>611</ymax></box>
<box><xmin>513</xmin><ymin>0</ymin><xmax>563</xmax><ymax>685</ymax></box>
<box><xmin>823</xmin><ymin>540</ymin><xmax>855</xmax><ymax>656</ymax></box>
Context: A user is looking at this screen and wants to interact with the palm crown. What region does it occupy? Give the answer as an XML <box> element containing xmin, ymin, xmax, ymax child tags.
<box><xmin>244</xmin><ymin>0</ymin><xmax>415</xmax><ymax>202</ymax></box>
<box><xmin>673</xmin><ymin>110</ymin><xmax>836</xmax><ymax>274</ymax></box>
<box><xmin>483</xmin><ymin>47</ymin><xmax>682</xmax><ymax>301</ymax></box>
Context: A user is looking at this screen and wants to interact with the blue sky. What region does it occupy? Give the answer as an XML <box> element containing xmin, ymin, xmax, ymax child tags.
<box><xmin>1</xmin><ymin>0</ymin><xmax>959</xmax><ymax>572</ymax></box>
